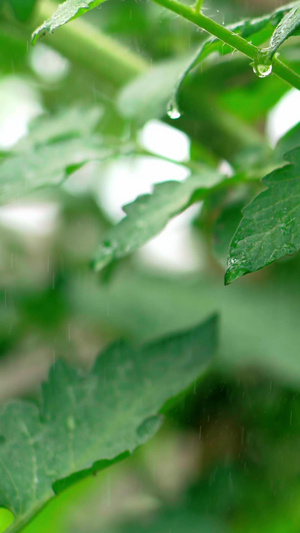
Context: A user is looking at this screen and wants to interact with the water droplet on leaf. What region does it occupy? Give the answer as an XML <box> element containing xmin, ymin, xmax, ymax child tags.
<box><xmin>136</xmin><ymin>415</ymin><xmax>163</xmax><ymax>440</ymax></box>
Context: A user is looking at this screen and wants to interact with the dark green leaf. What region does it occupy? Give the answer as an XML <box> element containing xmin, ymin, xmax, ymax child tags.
<box><xmin>212</xmin><ymin>201</ymin><xmax>244</xmax><ymax>268</ymax></box>
<box><xmin>92</xmin><ymin>169</ymin><xmax>223</xmax><ymax>271</ymax></box>
<box><xmin>225</xmin><ymin>148</ymin><xmax>300</xmax><ymax>284</ymax></box>
<box><xmin>0</xmin><ymin>317</ymin><xmax>217</xmax><ymax>533</ymax></box>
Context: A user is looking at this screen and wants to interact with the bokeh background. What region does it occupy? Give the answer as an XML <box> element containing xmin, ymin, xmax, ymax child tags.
<box><xmin>0</xmin><ymin>0</ymin><xmax>300</xmax><ymax>532</ymax></box>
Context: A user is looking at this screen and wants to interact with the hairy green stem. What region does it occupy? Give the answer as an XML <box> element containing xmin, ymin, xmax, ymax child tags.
<box><xmin>152</xmin><ymin>0</ymin><xmax>300</xmax><ymax>90</ymax></box>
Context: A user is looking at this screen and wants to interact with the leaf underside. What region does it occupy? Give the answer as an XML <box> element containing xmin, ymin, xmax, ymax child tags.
<box><xmin>225</xmin><ymin>148</ymin><xmax>300</xmax><ymax>284</ymax></box>
<box><xmin>0</xmin><ymin>317</ymin><xmax>217</xmax><ymax>533</ymax></box>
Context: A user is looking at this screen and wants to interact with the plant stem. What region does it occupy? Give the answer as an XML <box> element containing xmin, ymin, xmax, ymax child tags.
<box><xmin>194</xmin><ymin>0</ymin><xmax>203</xmax><ymax>14</ymax></box>
<box><xmin>152</xmin><ymin>0</ymin><xmax>300</xmax><ymax>90</ymax></box>
<box><xmin>35</xmin><ymin>0</ymin><xmax>148</xmax><ymax>87</ymax></box>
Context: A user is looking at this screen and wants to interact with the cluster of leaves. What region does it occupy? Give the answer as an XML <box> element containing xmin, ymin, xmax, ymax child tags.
<box><xmin>0</xmin><ymin>0</ymin><xmax>300</xmax><ymax>532</ymax></box>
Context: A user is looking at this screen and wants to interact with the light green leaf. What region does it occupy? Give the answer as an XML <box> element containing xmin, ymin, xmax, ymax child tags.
<box><xmin>16</xmin><ymin>106</ymin><xmax>103</xmax><ymax>150</ymax></box>
<box><xmin>0</xmin><ymin>137</ymin><xmax>110</xmax><ymax>202</ymax></box>
<box><xmin>117</xmin><ymin>52</ymin><xmax>197</xmax><ymax>125</ymax></box>
<box><xmin>32</xmin><ymin>0</ymin><xmax>107</xmax><ymax>44</ymax></box>
<box><xmin>268</xmin><ymin>5</ymin><xmax>300</xmax><ymax>58</ymax></box>
<box><xmin>0</xmin><ymin>317</ymin><xmax>217</xmax><ymax>533</ymax></box>
<box><xmin>225</xmin><ymin>148</ymin><xmax>300</xmax><ymax>285</ymax></box>
<box><xmin>92</xmin><ymin>169</ymin><xmax>223</xmax><ymax>271</ymax></box>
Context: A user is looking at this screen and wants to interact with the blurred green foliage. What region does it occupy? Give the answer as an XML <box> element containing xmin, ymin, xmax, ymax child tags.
<box><xmin>0</xmin><ymin>0</ymin><xmax>300</xmax><ymax>532</ymax></box>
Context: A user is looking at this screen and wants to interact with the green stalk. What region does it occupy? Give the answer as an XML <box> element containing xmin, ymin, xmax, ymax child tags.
<box><xmin>152</xmin><ymin>0</ymin><xmax>300</xmax><ymax>90</ymax></box>
<box><xmin>35</xmin><ymin>0</ymin><xmax>148</xmax><ymax>87</ymax></box>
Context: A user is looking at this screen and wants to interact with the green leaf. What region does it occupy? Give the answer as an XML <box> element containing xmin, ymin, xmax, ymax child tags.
<box><xmin>212</xmin><ymin>201</ymin><xmax>244</xmax><ymax>269</ymax></box>
<box><xmin>0</xmin><ymin>317</ymin><xmax>217</xmax><ymax>533</ymax></box>
<box><xmin>0</xmin><ymin>137</ymin><xmax>110</xmax><ymax>202</ymax></box>
<box><xmin>92</xmin><ymin>169</ymin><xmax>223</xmax><ymax>271</ymax></box>
<box><xmin>16</xmin><ymin>106</ymin><xmax>103</xmax><ymax>150</ymax></box>
<box><xmin>117</xmin><ymin>52</ymin><xmax>197</xmax><ymax>125</ymax></box>
<box><xmin>117</xmin><ymin>2</ymin><xmax>298</xmax><ymax>124</ymax></box>
<box><xmin>275</xmin><ymin>121</ymin><xmax>300</xmax><ymax>161</ymax></box>
<box><xmin>32</xmin><ymin>0</ymin><xmax>107</xmax><ymax>44</ymax></box>
<box><xmin>268</xmin><ymin>5</ymin><xmax>300</xmax><ymax>58</ymax></box>
<box><xmin>225</xmin><ymin>148</ymin><xmax>300</xmax><ymax>285</ymax></box>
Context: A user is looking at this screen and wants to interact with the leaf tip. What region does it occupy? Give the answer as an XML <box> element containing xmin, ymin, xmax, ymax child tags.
<box><xmin>90</xmin><ymin>255</ymin><xmax>111</xmax><ymax>272</ymax></box>
<box><xmin>224</xmin><ymin>269</ymin><xmax>233</xmax><ymax>285</ymax></box>
<box><xmin>31</xmin><ymin>24</ymin><xmax>46</xmax><ymax>45</ymax></box>
<box><xmin>92</xmin><ymin>239</ymin><xmax>118</xmax><ymax>272</ymax></box>
<box><xmin>224</xmin><ymin>263</ymin><xmax>241</xmax><ymax>285</ymax></box>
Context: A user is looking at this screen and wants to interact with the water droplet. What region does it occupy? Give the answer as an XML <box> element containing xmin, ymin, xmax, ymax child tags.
<box><xmin>136</xmin><ymin>415</ymin><xmax>163</xmax><ymax>440</ymax></box>
<box><xmin>228</xmin><ymin>257</ymin><xmax>238</xmax><ymax>267</ymax></box>
<box><xmin>252</xmin><ymin>63</ymin><xmax>273</xmax><ymax>78</ymax></box>
<box><xmin>251</xmin><ymin>49</ymin><xmax>273</xmax><ymax>79</ymax></box>
<box><xmin>167</xmin><ymin>103</ymin><xmax>181</xmax><ymax>120</ymax></box>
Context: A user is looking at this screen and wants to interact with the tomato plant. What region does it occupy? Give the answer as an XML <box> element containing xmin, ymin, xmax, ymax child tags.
<box><xmin>0</xmin><ymin>0</ymin><xmax>300</xmax><ymax>532</ymax></box>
